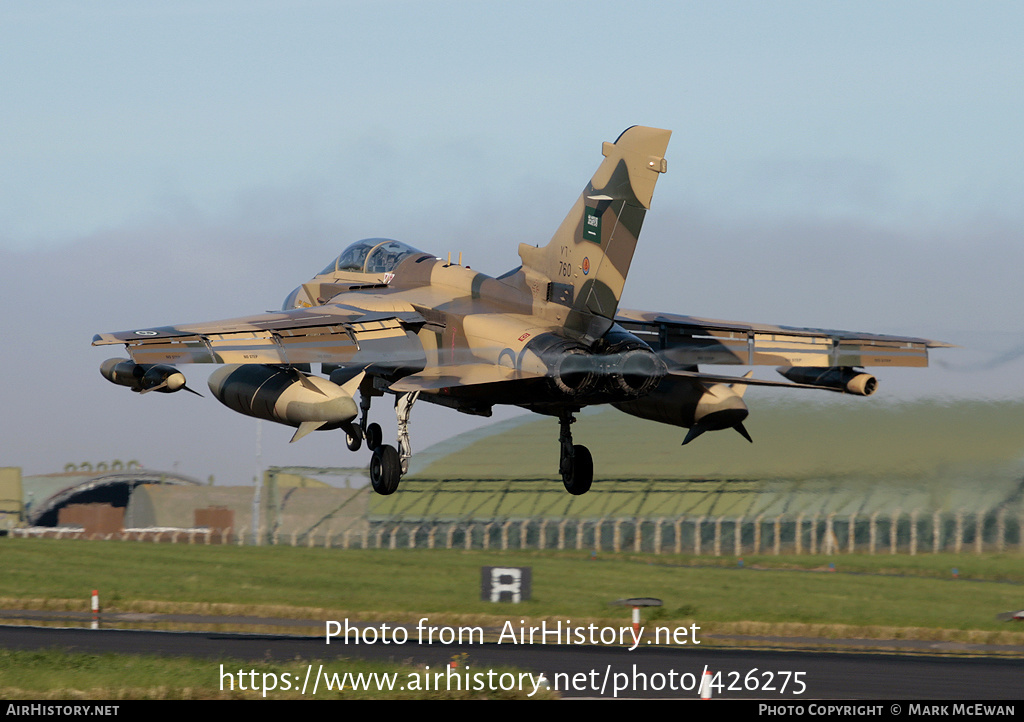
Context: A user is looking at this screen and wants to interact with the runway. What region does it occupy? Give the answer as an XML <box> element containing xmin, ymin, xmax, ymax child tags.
<box><xmin>1</xmin><ymin>623</ymin><xmax>1019</xmax><ymax>699</ymax></box>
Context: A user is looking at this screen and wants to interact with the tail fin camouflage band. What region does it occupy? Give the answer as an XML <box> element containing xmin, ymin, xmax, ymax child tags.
<box><xmin>518</xmin><ymin>126</ymin><xmax>671</xmax><ymax>329</ymax></box>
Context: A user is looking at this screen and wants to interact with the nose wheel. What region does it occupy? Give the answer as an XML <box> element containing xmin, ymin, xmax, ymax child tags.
<box><xmin>559</xmin><ymin>411</ymin><xmax>593</xmax><ymax>495</ymax></box>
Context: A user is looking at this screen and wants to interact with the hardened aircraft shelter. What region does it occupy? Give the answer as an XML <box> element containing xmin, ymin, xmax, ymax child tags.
<box><xmin>364</xmin><ymin>399</ymin><xmax>1024</xmax><ymax>554</ymax></box>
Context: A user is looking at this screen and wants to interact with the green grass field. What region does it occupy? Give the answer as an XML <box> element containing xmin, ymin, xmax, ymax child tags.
<box><xmin>2</xmin><ymin>538</ymin><xmax>1023</xmax><ymax>638</ymax></box>
<box><xmin>3</xmin><ymin>538</ymin><xmax>1023</xmax><ymax>699</ymax></box>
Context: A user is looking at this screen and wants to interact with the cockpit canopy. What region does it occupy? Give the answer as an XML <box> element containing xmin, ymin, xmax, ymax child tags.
<box><xmin>318</xmin><ymin>238</ymin><xmax>425</xmax><ymax>276</ymax></box>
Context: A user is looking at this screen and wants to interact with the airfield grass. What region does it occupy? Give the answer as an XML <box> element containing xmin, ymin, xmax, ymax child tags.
<box><xmin>2</xmin><ymin>538</ymin><xmax>1024</xmax><ymax>643</ymax></box>
<box><xmin>0</xmin><ymin>648</ymin><xmax>551</xmax><ymax>700</ymax></box>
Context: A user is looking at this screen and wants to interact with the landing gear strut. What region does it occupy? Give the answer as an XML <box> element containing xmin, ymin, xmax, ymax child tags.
<box><xmin>367</xmin><ymin>390</ymin><xmax>419</xmax><ymax>496</ymax></box>
<box><xmin>357</xmin><ymin>388</ymin><xmax>383</xmax><ymax>451</ymax></box>
<box><xmin>559</xmin><ymin>411</ymin><xmax>593</xmax><ymax>495</ymax></box>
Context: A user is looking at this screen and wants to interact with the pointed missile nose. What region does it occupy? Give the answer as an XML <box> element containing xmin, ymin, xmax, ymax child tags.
<box><xmin>207</xmin><ymin>364</ymin><xmax>241</xmax><ymax>399</ymax></box>
<box><xmin>694</xmin><ymin>384</ymin><xmax>750</xmax><ymax>430</ymax></box>
<box><xmin>683</xmin><ymin>383</ymin><xmax>752</xmax><ymax>445</ymax></box>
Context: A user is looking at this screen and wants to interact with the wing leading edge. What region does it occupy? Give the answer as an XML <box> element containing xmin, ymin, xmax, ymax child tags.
<box><xmin>92</xmin><ymin>306</ymin><xmax>426</xmax><ymax>367</ymax></box>
<box><xmin>615</xmin><ymin>309</ymin><xmax>953</xmax><ymax>369</ymax></box>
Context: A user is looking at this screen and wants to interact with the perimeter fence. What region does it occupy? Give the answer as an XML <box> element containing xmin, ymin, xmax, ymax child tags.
<box><xmin>250</xmin><ymin>508</ymin><xmax>1024</xmax><ymax>554</ymax></box>
<box><xmin>12</xmin><ymin>509</ymin><xmax>1023</xmax><ymax>555</ymax></box>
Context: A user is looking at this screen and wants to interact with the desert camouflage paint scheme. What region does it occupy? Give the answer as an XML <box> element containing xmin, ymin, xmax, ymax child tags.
<box><xmin>94</xmin><ymin>126</ymin><xmax>951</xmax><ymax>495</ymax></box>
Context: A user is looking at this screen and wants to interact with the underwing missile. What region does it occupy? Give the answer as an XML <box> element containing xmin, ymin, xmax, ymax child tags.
<box><xmin>100</xmin><ymin>358</ymin><xmax>201</xmax><ymax>395</ymax></box>
<box><xmin>777</xmin><ymin>366</ymin><xmax>877</xmax><ymax>396</ymax></box>
<box><xmin>207</xmin><ymin>364</ymin><xmax>363</xmax><ymax>442</ymax></box>
<box><xmin>612</xmin><ymin>373</ymin><xmax>751</xmax><ymax>445</ymax></box>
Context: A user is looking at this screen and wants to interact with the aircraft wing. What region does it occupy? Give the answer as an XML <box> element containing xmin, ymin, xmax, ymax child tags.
<box><xmin>615</xmin><ymin>308</ymin><xmax>953</xmax><ymax>369</ymax></box>
<box><xmin>92</xmin><ymin>305</ymin><xmax>426</xmax><ymax>367</ymax></box>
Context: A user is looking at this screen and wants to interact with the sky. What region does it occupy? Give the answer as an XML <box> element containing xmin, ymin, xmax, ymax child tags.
<box><xmin>2</xmin><ymin>1</ymin><xmax>1022</xmax><ymax>485</ymax></box>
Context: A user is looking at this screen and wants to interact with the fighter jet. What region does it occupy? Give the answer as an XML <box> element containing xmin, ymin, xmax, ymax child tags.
<box><xmin>93</xmin><ymin>126</ymin><xmax>950</xmax><ymax>495</ymax></box>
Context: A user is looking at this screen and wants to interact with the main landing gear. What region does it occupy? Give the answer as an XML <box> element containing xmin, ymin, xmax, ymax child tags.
<box><xmin>356</xmin><ymin>389</ymin><xmax>419</xmax><ymax>496</ymax></box>
<box><xmin>559</xmin><ymin>411</ymin><xmax>593</xmax><ymax>495</ymax></box>
<box><xmin>354</xmin><ymin>392</ymin><xmax>593</xmax><ymax>497</ymax></box>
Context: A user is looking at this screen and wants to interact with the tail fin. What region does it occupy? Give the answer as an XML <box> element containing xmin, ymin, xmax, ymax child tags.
<box><xmin>518</xmin><ymin>126</ymin><xmax>671</xmax><ymax>330</ymax></box>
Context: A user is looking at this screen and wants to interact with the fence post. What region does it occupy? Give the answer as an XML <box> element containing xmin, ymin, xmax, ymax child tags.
<box><xmin>695</xmin><ymin>516</ymin><xmax>704</xmax><ymax>556</ymax></box>
<box><xmin>754</xmin><ymin>514</ymin><xmax>763</xmax><ymax>554</ymax></box>
<box><xmin>997</xmin><ymin>509</ymin><xmax>1006</xmax><ymax>552</ymax></box>
<box><xmin>955</xmin><ymin>512</ymin><xmax>963</xmax><ymax>553</ymax></box>
<box><xmin>975</xmin><ymin>512</ymin><xmax>984</xmax><ymax>554</ymax></box>
<box><xmin>773</xmin><ymin>516</ymin><xmax>781</xmax><ymax>555</ymax></box>
<box><xmin>933</xmin><ymin>511</ymin><xmax>941</xmax><ymax>554</ymax></box>
<box><xmin>734</xmin><ymin>516</ymin><xmax>743</xmax><ymax>556</ymax></box>
<box><xmin>795</xmin><ymin>513</ymin><xmax>803</xmax><ymax>555</ymax></box>
<box><xmin>890</xmin><ymin>510</ymin><xmax>900</xmax><ymax>554</ymax></box>
<box><xmin>848</xmin><ymin>515</ymin><xmax>856</xmax><ymax>554</ymax></box>
<box><xmin>910</xmin><ymin>510</ymin><xmax>918</xmax><ymax>556</ymax></box>
<box><xmin>675</xmin><ymin>517</ymin><xmax>683</xmax><ymax>555</ymax></box>
<box><xmin>713</xmin><ymin>516</ymin><xmax>722</xmax><ymax>557</ymax></box>
<box><xmin>869</xmin><ymin>512</ymin><xmax>878</xmax><ymax>554</ymax></box>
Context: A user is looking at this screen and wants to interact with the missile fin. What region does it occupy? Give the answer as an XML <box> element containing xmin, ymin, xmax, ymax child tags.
<box><xmin>732</xmin><ymin>371</ymin><xmax>753</xmax><ymax>398</ymax></box>
<box><xmin>290</xmin><ymin>420</ymin><xmax>327</xmax><ymax>443</ymax></box>
<box><xmin>287</xmin><ymin>367</ymin><xmax>327</xmax><ymax>396</ymax></box>
<box><xmin>338</xmin><ymin>370</ymin><xmax>367</xmax><ymax>397</ymax></box>
<box><xmin>682</xmin><ymin>425</ymin><xmax>706</xmax><ymax>446</ymax></box>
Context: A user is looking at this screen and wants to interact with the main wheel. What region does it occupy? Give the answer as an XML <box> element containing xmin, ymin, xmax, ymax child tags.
<box><xmin>561</xmin><ymin>444</ymin><xmax>593</xmax><ymax>495</ymax></box>
<box><xmin>365</xmin><ymin>422</ymin><xmax>383</xmax><ymax>451</ymax></box>
<box><xmin>345</xmin><ymin>426</ymin><xmax>363</xmax><ymax>452</ymax></box>
<box><xmin>370</xmin><ymin>444</ymin><xmax>401</xmax><ymax>495</ymax></box>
